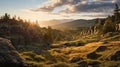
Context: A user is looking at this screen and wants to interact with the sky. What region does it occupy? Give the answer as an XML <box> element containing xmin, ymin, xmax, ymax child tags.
<box><xmin>0</xmin><ymin>0</ymin><xmax>120</xmax><ymax>21</ymax></box>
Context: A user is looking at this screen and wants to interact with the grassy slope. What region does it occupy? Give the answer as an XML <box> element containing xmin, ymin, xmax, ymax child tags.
<box><xmin>50</xmin><ymin>41</ymin><xmax>120</xmax><ymax>67</ymax></box>
<box><xmin>21</xmin><ymin>33</ymin><xmax>120</xmax><ymax>67</ymax></box>
<box><xmin>50</xmin><ymin>33</ymin><xmax>120</xmax><ymax>67</ymax></box>
<box><xmin>54</xmin><ymin>41</ymin><xmax>120</xmax><ymax>58</ymax></box>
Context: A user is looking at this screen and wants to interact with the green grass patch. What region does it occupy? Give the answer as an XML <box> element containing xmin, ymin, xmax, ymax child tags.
<box><xmin>21</xmin><ymin>51</ymin><xmax>45</xmax><ymax>62</ymax></box>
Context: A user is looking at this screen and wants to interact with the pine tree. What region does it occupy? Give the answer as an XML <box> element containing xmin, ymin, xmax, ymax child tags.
<box><xmin>114</xmin><ymin>4</ymin><xmax>120</xmax><ymax>21</ymax></box>
<box><xmin>102</xmin><ymin>16</ymin><xmax>116</xmax><ymax>33</ymax></box>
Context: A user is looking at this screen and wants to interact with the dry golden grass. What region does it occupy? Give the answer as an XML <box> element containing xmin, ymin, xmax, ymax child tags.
<box><xmin>57</xmin><ymin>42</ymin><xmax>102</xmax><ymax>58</ymax></box>
<box><xmin>50</xmin><ymin>41</ymin><xmax>120</xmax><ymax>61</ymax></box>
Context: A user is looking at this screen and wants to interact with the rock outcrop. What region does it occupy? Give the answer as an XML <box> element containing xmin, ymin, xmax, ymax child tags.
<box><xmin>63</xmin><ymin>42</ymin><xmax>85</xmax><ymax>47</ymax></box>
<box><xmin>95</xmin><ymin>46</ymin><xmax>107</xmax><ymax>52</ymax></box>
<box><xmin>88</xmin><ymin>61</ymin><xmax>101</xmax><ymax>67</ymax></box>
<box><xmin>87</xmin><ymin>52</ymin><xmax>101</xmax><ymax>59</ymax></box>
<box><xmin>108</xmin><ymin>50</ymin><xmax>120</xmax><ymax>61</ymax></box>
<box><xmin>0</xmin><ymin>37</ymin><xmax>28</xmax><ymax>67</ymax></box>
<box><xmin>69</xmin><ymin>56</ymin><xmax>83</xmax><ymax>63</ymax></box>
<box><xmin>69</xmin><ymin>56</ymin><xmax>88</xmax><ymax>67</ymax></box>
<box><xmin>77</xmin><ymin>60</ymin><xmax>88</xmax><ymax>67</ymax></box>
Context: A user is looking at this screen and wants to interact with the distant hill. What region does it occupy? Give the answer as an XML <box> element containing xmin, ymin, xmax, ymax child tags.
<box><xmin>52</xmin><ymin>19</ymin><xmax>95</xmax><ymax>30</ymax></box>
<box><xmin>39</xmin><ymin>19</ymin><xmax>73</xmax><ymax>27</ymax></box>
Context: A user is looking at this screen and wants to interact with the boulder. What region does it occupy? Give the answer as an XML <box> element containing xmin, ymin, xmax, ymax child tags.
<box><xmin>53</xmin><ymin>49</ymin><xmax>61</xmax><ymax>53</ymax></box>
<box><xmin>95</xmin><ymin>46</ymin><xmax>107</xmax><ymax>52</ymax></box>
<box><xmin>108</xmin><ymin>50</ymin><xmax>120</xmax><ymax>61</ymax></box>
<box><xmin>88</xmin><ymin>61</ymin><xmax>101</xmax><ymax>67</ymax></box>
<box><xmin>87</xmin><ymin>52</ymin><xmax>101</xmax><ymax>59</ymax></box>
<box><xmin>77</xmin><ymin>60</ymin><xmax>88</xmax><ymax>67</ymax></box>
<box><xmin>0</xmin><ymin>37</ymin><xmax>28</xmax><ymax>67</ymax></box>
<box><xmin>69</xmin><ymin>56</ymin><xmax>83</xmax><ymax>63</ymax></box>
<box><xmin>102</xmin><ymin>41</ymin><xmax>109</xmax><ymax>44</ymax></box>
<box><xmin>63</xmin><ymin>42</ymin><xmax>84</xmax><ymax>47</ymax></box>
<box><xmin>76</xmin><ymin>43</ymin><xmax>84</xmax><ymax>46</ymax></box>
<box><xmin>63</xmin><ymin>43</ymin><xmax>70</xmax><ymax>46</ymax></box>
<box><xmin>69</xmin><ymin>56</ymin><xmax>88</xmax><ymax>67</ymax></box>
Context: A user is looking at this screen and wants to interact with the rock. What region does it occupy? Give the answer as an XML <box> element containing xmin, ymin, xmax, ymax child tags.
<box><xmin>63</xmin><ymin>42</ymin><xmax>84</xmax><ymax>47</ymax></box>
<box><xmin>87</xmin><ymin>52</ymin><xmax>101</xmax><ymax>59</ymax></box>
<box><xmin>69</xmin><ymin>56</ymin><xmax>88</xmax><ymax>67</ymax></box>
<box><xmin>63</xmin><ymin>43</ymin><xmax>70</xmax><ymax>46</ymax></box>
<box><xmin>69</xmin><ymin>56</ymin><xmax>83</xmax><ymax>63</ymax></box>
<box><xmin>88</xmin><ymin>61</ymin><xmax>101</xmax><ymax>67</ymax></box>
<box><xmin>64</xmin><ymin>51</ymin><xmax>71</xmax><ymax>55</ymax></box>
<box><xmin>108</xmin><ymin>50</ymin><xmax>120</xmax><ymax>61</ymax></box>
<box><xmin>0</xmin><ymin>37</ymin><xmax>28</xmax><ymax>67</ymax></box>
<box><xmin>95</xmin><ymin>46</ymin><xmax>107</xmax><ymax>52</ymax></box>
<box><xmin>54</xmin><ymin>49</ymin><xmax>61</xmax><ymax>53</ymax></box>
<box><xmin>102</xmin><ymin>41</ymin><xmax>109</xmax><ymax>44</ymax></box>
<box><xmin>77</xmin><ymin>60</ymin><xmax>88</xmax><ymax>67</ymax></box>
<box><xmin>76</xmin><ymin>43</ymin><xmax>84</xmax><ymax>46</ymax></box>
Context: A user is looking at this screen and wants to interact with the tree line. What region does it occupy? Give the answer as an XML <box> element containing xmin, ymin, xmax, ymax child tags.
<box><xmin>0</xmin><ymin>13</ymin><xmax>71</xmax><ymax>51</ymax></box>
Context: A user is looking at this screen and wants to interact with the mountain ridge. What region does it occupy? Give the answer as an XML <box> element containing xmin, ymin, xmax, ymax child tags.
<box><xmin>52</xmin><ymin>19</ymin><xmax>96</xmax><ymax>30</ymax></box>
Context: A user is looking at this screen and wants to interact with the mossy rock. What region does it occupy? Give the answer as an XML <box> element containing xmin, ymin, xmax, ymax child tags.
<box><xmin>95</xmin><ymin>46</ymin><xmax>107</xmax><ymax>52</ymax></box>
<box><xmin>87</xmin><ymin>52</ymin><xmax>102</xmax><ymax>59</ymax></box>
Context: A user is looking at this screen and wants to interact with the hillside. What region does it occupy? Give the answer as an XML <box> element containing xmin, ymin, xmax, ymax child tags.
<box><xmin>39</xmin><ymin>19</ymin><xmax>73</xmax><ymax>27</ymax></box>
<box><xmin>52</xmin><ymin>19</ymin><xmax>95</xmax><ymax>30</ymax></box>
<box><xmin>20</xmin><ymin>32</ymin><xmax>120</xmax><ymax>67</ymax></box>
<box><xmin>50</xmin><ymin>40</ymin><xmax>120</xmax><ymax>67</ymax></box>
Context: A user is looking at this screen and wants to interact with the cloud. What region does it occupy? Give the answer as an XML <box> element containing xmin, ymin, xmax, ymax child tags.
<box><xmin>30</xmin><ymin>0</ymin><xmax>120</xmax><ymax>13</ymax></box>
<box><xmin>65</xmin><ymin>1</ymin><xmax>114</xmax><ymax>13</ymax></box>
<box><xmin>30</xmin><ymin>6</ymin><xmax>54</xmax><ymax>12</ymax></box>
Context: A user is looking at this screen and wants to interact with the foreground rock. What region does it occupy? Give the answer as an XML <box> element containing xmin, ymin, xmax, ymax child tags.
<box><xmin>69</xmin><ymin>56</ymin><xmax>83</xmax><ymax>63</ymax></box>
<box><xmin>69</xmin><ymin>56</ymin><xmax>88</xmax><ymax>67</ymax></box>
<box><xmin>87</xmin><ymin>52</ymin><xmax>101</xmax><ymax>59</ymax></box>
<box><xmin>108</xmin><ymin>50</ymin><xmax>120</xmax><ymax>61</ymax></box>
<box><xmin>95</xmin><ymin>46</ymin><xmax>107</xmax><ymax>52</ymax></box>
<box><xmin>77</xmin><ymin>60</ymin><xmax>88</xmax><ymax>67</ymax></box>
<box><xmin>0</xmin><ymin>37</ymin><xmax>28</xmax><ymax>67</ymax></box>
<box><xmin>88</xmin><ymin>61</ymin><xmax>101</xmax><ymax>67</ymax></box>
<box><xmin>63</xmin><ymin>42</ymin><xmax>85</xmax><ymax>47</ymax></box>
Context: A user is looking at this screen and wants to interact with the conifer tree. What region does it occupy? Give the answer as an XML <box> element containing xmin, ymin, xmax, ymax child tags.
<box><xmin>102</xmin><ymin>16</ymin><xmax>116</xmax><ymax>33</ymax></box>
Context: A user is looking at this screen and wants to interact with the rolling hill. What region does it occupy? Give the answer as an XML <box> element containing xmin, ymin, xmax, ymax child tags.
<box><xmin>52</xmin><ymin>19</ymin><xmax>95</xmax><ymax>30</ymax></box>
<box><xmin>39</xmin><ymin>19</ymin><xmax>73</xmax><ymax>27</ymax></box>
